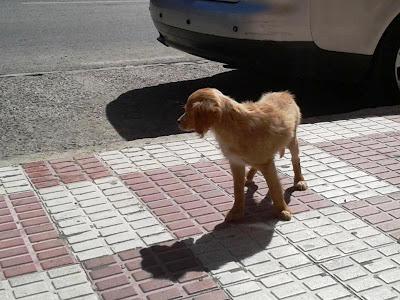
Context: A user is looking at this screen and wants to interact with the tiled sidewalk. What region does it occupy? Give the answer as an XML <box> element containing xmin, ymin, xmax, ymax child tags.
<box><xmin>1</xmin><ymin>114</ymin><xmax>400</xmax><ymax>300</ymax></box>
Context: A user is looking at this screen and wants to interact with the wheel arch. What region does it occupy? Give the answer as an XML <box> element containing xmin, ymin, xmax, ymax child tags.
<box><xmin>367</xmin><ymin>11</ymin><xmax>400</xmax><ymax>103</ymax></box>
<box><xmin>372</xmin><ymin>12</ymin><xmax>400</xmax><ymax>58</ymax></box>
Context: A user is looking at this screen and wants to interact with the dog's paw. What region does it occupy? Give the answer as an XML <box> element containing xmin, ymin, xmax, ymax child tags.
<box><xmin>295</xmin><ymin>180</ymin><xmax>308</xmax><ymax>191</ymax></box>
<box><xmin>277</xmin><ymin>209</ymin><xmax>292</xmax><ymax>221</ymax></box>
<box><xmin>225</xmin><ymin>208</ymin><xmax>244</xmax><ymax>222</ymax></box>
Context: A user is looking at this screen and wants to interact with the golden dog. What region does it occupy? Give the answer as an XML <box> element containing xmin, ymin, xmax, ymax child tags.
<box><xmin>178</xmin><ymin>88</ymin><xmax>307</xmax><ymax>221</ymax></box>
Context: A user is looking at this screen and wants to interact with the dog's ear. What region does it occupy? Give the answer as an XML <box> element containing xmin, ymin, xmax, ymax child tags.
<box><xmin>192</xmin><ymin>100</ymin><xmax>222</xmax><ymax>137</ymax></box>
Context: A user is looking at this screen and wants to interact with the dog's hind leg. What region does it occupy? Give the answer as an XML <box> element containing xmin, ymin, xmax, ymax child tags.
<box><xmin>258</xmin><ymin>161</ymin><xmax>291</xmax><ymax>221</ymax></box>
<box><xmin>288</xmin><ymin>137</ymin><xmax>308</xmax><ymax>191</ymax></box>
<box><xmin>245</xmin><ymin>167</ymin><xmax>257</xmax><ymax>186</ymax></box>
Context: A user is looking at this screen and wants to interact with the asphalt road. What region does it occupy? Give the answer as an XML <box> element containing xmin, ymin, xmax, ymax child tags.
<box><xmin>0</xmin><ymin>0</ymin><xmax>193</xmax><ymax>75</ymax></box>
<box><xmin>0</xmin><ymin>0</ymin><xmax>397</xmax><ymax>163</ymax></box>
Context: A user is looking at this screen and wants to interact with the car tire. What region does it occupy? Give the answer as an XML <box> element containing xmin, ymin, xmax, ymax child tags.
<box><xmin>370</xmin><ymin>17</ymin><xmax>400</xmax><ymax>104</ymax></box>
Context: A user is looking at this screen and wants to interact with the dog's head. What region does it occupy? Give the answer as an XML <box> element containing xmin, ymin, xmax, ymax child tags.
<box><xmin>178</xmin><ymin>88</ymin><xmax>223</xmax><ymax>137</ymax></box>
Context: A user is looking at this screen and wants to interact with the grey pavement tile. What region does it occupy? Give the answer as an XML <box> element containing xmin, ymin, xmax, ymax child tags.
<box><xmin>37</xmin><ymin>177</ymin><xmax>173</xmax><ymax>261</ymax></box>
<box><xmin>0</xmin><ymin>265</ymin><xmax>96</xmax><ymax>300</ymax></box>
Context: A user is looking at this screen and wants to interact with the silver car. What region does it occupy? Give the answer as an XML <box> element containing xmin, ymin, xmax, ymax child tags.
<box><xmin>149</xmin><ymin>0</ymin><xmax>400</xmax><ymax>101</ymax></box>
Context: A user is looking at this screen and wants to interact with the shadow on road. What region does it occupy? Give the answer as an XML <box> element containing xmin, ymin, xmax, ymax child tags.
<box><xmin>106</xmin><ymin>69</ymin><xmax>389</xmax><ymax>140</ymax></box>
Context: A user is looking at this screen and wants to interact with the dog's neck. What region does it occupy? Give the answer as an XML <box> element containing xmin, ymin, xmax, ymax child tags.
<box><xmin>212</xmin><ymin>96</ymin><xmax>249</xmax><ymax>135</ymax></box>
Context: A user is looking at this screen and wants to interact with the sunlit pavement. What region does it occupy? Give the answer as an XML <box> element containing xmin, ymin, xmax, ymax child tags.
<box><xmin>1</xmin><ymin>113</ymin><xmax>400</xmax><ymax>300</ymax></box>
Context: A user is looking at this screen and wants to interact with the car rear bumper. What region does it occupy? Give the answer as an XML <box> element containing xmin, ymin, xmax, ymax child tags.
<box><xmin>154</xmin><ymin>20</ymin><xmax>372</xmax><ymax>80</ymax></box>
<box><xmin>150</xmin><ymin>0</ymin><xmax>312</xmax><ymax>42</ymax></box>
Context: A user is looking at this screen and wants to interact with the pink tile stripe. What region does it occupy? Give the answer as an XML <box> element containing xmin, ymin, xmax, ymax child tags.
<box><xmin>122</xmin><ymin>159</ymin><xmax>337</xmax><ymax>242</ymax></box>
<box><xmin>0</xmin><ymin>192</ymin><xmax>76</xmax><ymax>279</ymax></box>
<box><xmin>22</xmin><ymin>155</ymin><xmax>112</xmax><ymax>188</ymax></box>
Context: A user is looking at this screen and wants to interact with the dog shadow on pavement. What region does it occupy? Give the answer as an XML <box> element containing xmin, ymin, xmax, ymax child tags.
<box><xmin>139</xmin><ymin>182</ymin><xmax>297</xmax><ymax>282</ymax></box>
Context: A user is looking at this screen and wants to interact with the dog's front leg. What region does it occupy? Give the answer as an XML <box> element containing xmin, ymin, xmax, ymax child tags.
<box><xmin>225</xmin><ymin>161</ymin><xmax>245</xmax><ymax>221</ymax></box>
<box><xmin>258</xmin><ymin>160</ymin><xmax>292</xmax><ymax>221</ymax></box>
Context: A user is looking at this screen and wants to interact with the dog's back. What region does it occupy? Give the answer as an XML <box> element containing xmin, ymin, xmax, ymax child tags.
<box><xmin>241</xmin><ymin>91</ymin><xmax>300</xmax><ymax>139</ymax></box>
<box><xmin>256</xmin><ymin>91</ymin><xmax>301</xmax><ymax>126</ymax></box>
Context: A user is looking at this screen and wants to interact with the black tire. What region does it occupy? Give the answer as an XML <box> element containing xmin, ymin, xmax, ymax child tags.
<box><xmin>370</xmin><ymin>17</ymin><xmax>400</xmax><ymax>104</ymax></box>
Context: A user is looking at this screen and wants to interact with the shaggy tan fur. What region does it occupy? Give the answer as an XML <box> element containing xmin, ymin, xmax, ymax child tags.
<box><xmin>178</xmin><ymin>88</ymin><xmax>308</xmax><ymax>221</ymax></box>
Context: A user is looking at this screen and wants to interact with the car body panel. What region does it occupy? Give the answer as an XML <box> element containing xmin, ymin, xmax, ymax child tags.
<box><xmin>310</xmin><ymin>0</ymin><xmax>400</xmax><ymax>55</ymax></box>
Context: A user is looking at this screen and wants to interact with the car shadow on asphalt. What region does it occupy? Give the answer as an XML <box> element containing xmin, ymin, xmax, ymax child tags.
<box><xmin>139</xmin><ymin>182</ymin><xmax>297</xmax><ymax>282</ymax></box>
<box><xmin>106</xmin><ymin>69</ymin><xmax>389</xmax><ymax>141</ymax></box>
